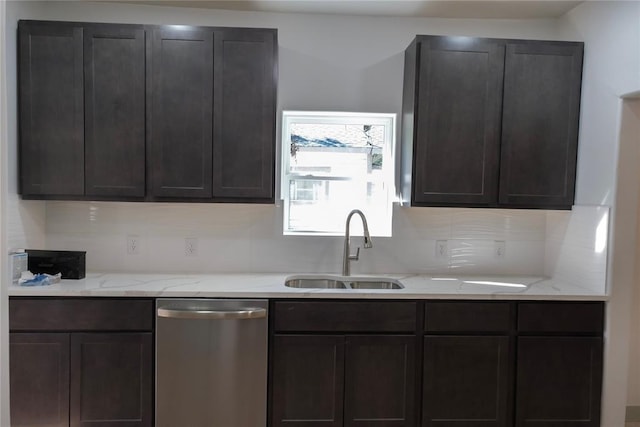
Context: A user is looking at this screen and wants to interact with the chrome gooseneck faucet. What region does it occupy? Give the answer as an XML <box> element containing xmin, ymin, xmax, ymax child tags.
<box><xmin>342</xmin><ymin>209</ymin><xmax>373</xmax><ymax>276</ymax></box>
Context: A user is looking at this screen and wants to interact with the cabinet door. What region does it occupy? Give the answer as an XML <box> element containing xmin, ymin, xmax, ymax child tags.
<box><xmin>423</xmin><ymin>336</ymin><xmax>511</xmax><ymax>427</ymax></box>
<box><xmin>148</xmin><ymin>27</ymin><xmax>213</xmax><ymax>199</ymax></box>
<box><xmin>515</xmin><ymin>336</ymin><xmax>602</xmax><ymax>427</ymax></box>
<box><xmin>499</xmin><ymin>42</ymin><xmax>583</xmax><ymax>208</ymax></box>
<box><xmin>344</xmin><ymin>335</ymin><xmax>416</xmax><ymax>427</ymax></box>
<box><xmin>70</xmin><ymin>333</ymin><xmax>152</xmax><ymax>427</ymax></box>
<box><xmin>271</xmin><ymin>335</ymin><xmax>344</xmax><ymax>427</ymax></box>
<box><xmin>10</xmin><ymin>333</ymin><xmax>70</xmax><ymax>427</ymax></box>
<box><xmin>19</xmin><ymin>22</ymin><xmax>84</xmax><ymax>197</ymax></box>
<box><xmin>84</xmin><ymin>25</ymin><xmax>145</xmax><ymax>198</ymax></box>
<box><xmin>412</xmin><ymin>36</ymin><xmax>504</xmax><ymax>206</ymax></box>
<box><xmin>213</xmin><ymin>28</ymin><xmax>276</xmax><ymax>200</ymax></box>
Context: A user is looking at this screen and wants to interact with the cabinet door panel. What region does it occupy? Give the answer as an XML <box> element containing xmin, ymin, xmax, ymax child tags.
<box><xmin>499</xmin><ymin>42</ymin><xmax>583</xmax><ymax>208</ymax></box>
<box><xmin>213</xmin><ymin>28</ymin><xmax>276</xmax><ymax>200</ymax></box>
<box><xmin>423</xmin><ymin>336</ymin><xmax>511</xmax><ymax>427</ymax></box>
<box><xmin>344</xmin><ymin>335</ymin><xmax>416</xmax><ymax>427</ymax></box>
<box><xmin>413</xmin><ymin>37</ymin><xmax>504</xmax><ymax>206</ymax></box>
<box><xmin>148</xmin><ymin>27</ymin><xmax>213</xmax><ymax>199</ymax></box>
<box><xmin>70</xmin><ymin>333</ymin><xmax>152</xmax><ymax>427</ymax></box>
<box><xmin>10</xmin><ymin>333</ymin><xmax>70</xmax><ymax>427</ymax></box>
<box><xmin>515</xmin><ymin>336</ymin><xmax>602</xmax><ymax>427</ymax></box>
<box><xmin>85</xmin><ymin>25</ymin><xmax>145</xmax><ymax>197</ymax></box>
<box><xmin>19</xmin><ymin>22</ymin><xmax>84</xmax><ymax>197</ymax></box>
<box><xmin>271</xmin><ymin>335</ymin><xmax>344</xmax><ymax>427</ymax></box>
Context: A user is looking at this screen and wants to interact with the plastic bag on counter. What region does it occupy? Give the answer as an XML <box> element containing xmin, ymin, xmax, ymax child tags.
<box><xmin>18</xmin><ymin>271</ymin><xmax>62</xmax><ymax>286</ymax></box>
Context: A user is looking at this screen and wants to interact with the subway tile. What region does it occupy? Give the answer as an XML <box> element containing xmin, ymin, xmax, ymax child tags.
<box><xmin>450</xmin><ymin>209</ymin><xmax>546</xmax><ymax>241</ymax></box>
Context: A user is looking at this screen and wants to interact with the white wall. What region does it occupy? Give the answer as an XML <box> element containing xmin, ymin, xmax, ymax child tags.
<box><xmin>630</xmin><ymin>100</ymin><xmax>640</xmax><ymax>408</ymax></box>
<box><xmin>558</xmin><ymin>2</ymin><xmax>640</xmax><ymax>425</ymax></box>
<box><xmin>559</xmin><ymin>1</ymin><xmax>640</xmax><ymax>207</ymax></box>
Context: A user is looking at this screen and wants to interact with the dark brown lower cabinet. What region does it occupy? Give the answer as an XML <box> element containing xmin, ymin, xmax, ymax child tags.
<box><xmin>422</xmin><ymin>336</ymin><xmax>511</xmax><ymax>427</ymax></box>
<box><xmin>344</xmin><ymin>335</ymin><xmax>416</xmax><ymax>427</ymax></box>
<box><xmin>515</xmin><ymin>336</ymin><xmax>603</xmax><ymax>427</ymax></box>
<box><xmin>271</xmin><ymin>335</ymin><xmax>344</xmax><ymax>427</ymax></box>
<box><xmin>271</xmin><ymin>334</ymin><xmax>416</xmax><ymax>427</ymax></box>
<box><xmin>10</xmin><ymin>332</ymin><xmax>152</xmax><ymax>427</ymax></box>
<box><xmin>70</xmin><ymin>333</ymin><xmax>152</xmax><ymax>427</ymax></box>
<box><xmin>9</xmin><ymin>298</ymin><xmax>154</xmax><ymax>427</ymax></box>
<box><xmin>10</xmin><ymin>333</ymin><xmax>70</xmax><ymax>427</ymax></box>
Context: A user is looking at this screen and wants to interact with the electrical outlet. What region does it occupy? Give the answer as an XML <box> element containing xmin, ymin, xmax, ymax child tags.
<box><xmin>185</xmin><ymin>238</ymin><xmax>198</xmax><ymax>257</ymax></box>
<box><xmin>435</xmin><ymin>240</ymin><xmax>448</xmax><ymax>259</ymax></box>
<box><xmin>127</xmin><ymin>235</ymin><xmax>140</xmax><ymax>255</ymax></box>
<box><xmin>495</xmin><ymin>240</ymin><xmax>506</xmax><ymax>259</ymax></box>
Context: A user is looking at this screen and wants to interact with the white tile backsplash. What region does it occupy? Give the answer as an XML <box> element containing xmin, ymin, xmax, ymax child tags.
<box><xmin>449</xmin><ymin>209</ymin><xmax>546</xmax><ymax>241</ymax></box>
<box><xmin>545</xmin><ymin>206</ymin><xmax>609</xmax><ymax>293</ymax></box>
<box><xmin>39</xmin><ymin>201</ymin><xmax>608</xmax><ymax>292</ymax></box>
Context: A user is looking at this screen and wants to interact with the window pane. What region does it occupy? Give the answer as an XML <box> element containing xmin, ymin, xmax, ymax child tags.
<box><xmin>289</xmin><ymin>123</ymin><xmax>385</xmax><ymax>175</ymax></box>
<box><xmin>287</xmin><ymin>179</ymin><xmax>388</xmax><ymax>234</ymax></box>
<box><xmin>282</xmin><ymin>112</ymin><xmax>395</xmax><ymax>237</ymax></box>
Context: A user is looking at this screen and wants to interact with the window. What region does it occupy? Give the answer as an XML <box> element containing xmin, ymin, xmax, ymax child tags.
<box><xmin>281</xmin><ymin>111</ymin><xmax>395</xmax><ymax>236</ymax></box>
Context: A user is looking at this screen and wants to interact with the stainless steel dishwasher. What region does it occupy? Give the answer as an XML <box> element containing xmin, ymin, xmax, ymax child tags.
<box><xmin>156</xmin><ymin>298</ymin><xmax>268</xmax><ymax>427</ymax></box>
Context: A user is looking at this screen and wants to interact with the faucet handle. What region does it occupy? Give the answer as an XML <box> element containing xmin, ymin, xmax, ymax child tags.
<box><xmin>349</xmin><ymin>246</ymin><xmax>360</xmax><ymax>261</ymax></box>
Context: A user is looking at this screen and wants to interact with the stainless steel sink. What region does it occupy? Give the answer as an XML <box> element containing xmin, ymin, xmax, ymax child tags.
<box><xmin>346</xmin><ymin>280</ymin><xmax>403</xmax><ymax>289</ymax></box>
<box><xmin>285</xmin><ymin>277</ymin><xmax>347</xmax><ymax>289</ymax></box>
<box><xmin>284</xmin><ymin>275</ymin><xmax>403</xmax><ymax>290</ymax></box>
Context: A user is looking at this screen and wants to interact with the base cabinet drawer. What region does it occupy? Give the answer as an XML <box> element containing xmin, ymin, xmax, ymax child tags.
<box><xmin>9</xmin><ymin>298</ymin><xmax>154</xmax><ymax>331</ymax></box>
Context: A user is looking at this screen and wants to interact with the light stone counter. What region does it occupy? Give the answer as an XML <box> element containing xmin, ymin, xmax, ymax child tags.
<box><xmin>8</xmin><ymin>272</ymin><xmax>607</xmax><ymax>300</ymax></box>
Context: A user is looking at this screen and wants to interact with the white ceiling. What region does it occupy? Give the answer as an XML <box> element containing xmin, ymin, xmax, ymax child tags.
<box><xmin>105</xmin><ymin>0</ymin><xmax>583</xmax><ymax>19</ymax></box>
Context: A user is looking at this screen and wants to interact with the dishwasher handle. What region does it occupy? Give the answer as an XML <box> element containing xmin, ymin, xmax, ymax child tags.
<box><xmin>157</xmin><ymin>306</ymin><xmax>267</xmax><ymax>320</ymax></box>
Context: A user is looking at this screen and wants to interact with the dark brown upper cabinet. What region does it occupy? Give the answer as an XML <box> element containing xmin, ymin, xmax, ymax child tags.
<box><xmin>212</xmin><ymin>28</ymin><xmax>276</xmax><ymax>200</ymax></box>
<box><xmin>403</xmin><ymin>37</ymin><xmax>504</xmax><ymax>206</ymax></box>
<box><xmin>402</xmin><ymin>35</ymin><xmax>583</xmax><ymax>209</ymax></box>
<box><xmin>18</xmin><ymin>20</ymin><xmax>278</xmax><ymax>204</ymax></box>
<box><xmin>85</xmin><ymin>24</ymin><xmax>146</xmax><ymax>198</ymax></box>
<box><xmin>146</xmin><ymin>25</ymin><xmax>277</xmax><ymax>202</ymax></box>
<box><xmin>19</xmin><ymin>20</ymin><xmax>145</xmax><ymax>200</ymax></box>
<box><xmin>499</xmin><ymin>42</ymin><xmax>583</xmax><ymax>208</ymax></box>
<box><xmin>147</xmin><ymin>27</ymin><xmax>214</xmax><ymax>199</ymax></box>
<box><xmin>19</xmin><ymin>22</ymin><xmax>85</xmax><ymax>197</ymax></box>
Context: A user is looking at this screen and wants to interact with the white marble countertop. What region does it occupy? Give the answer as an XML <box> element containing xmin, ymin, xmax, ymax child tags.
<box><xmin>7</xmin><ymin>272</ymin><xmax>607</xmax><ymax>300</ymax></box>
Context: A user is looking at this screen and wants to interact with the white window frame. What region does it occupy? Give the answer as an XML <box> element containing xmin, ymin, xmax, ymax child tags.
<box><xmin>281</xmin><ymin>111</ymin><xmax>396</xmax><ymax>236</ymax></box>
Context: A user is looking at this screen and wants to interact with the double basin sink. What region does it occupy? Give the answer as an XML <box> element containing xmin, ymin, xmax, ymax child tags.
<box><xmin>285</xmin><ymin>275</ymin><xmax>404</xmax><ymax>290</ymax></box>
